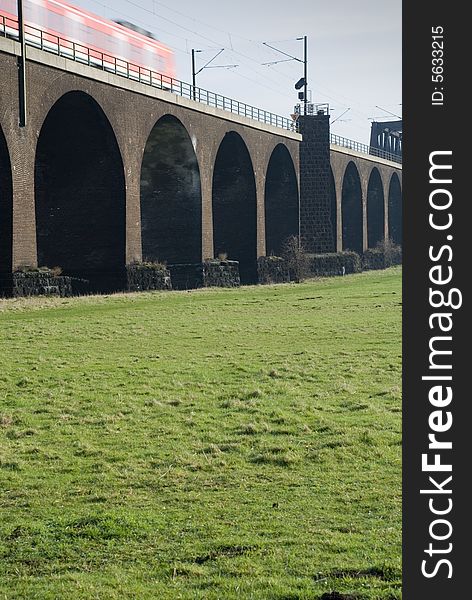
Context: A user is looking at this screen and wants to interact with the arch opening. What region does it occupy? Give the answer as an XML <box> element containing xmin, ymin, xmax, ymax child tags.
<box><xmin>264</xmin><ymin>144</ymin><xmax>298</xmax><ymax>256</ymax></box>
<box><xmin>341</xmin><ymin>161</ymin><xmax>363</xmax><ymax>254</ymax></box>
<box><xmin>140</xmin><ymin>115</ymin><xmax>202</xmax><ymax>266</ymax></box>
<box><xmin>329</xmin><ymin>167</ymin><xmax>337</xmax><ymax>252</ymax></box>
<box><xmin>367</xmin><ymin>167</ymin><xmax>385</xmax><ymax>248</ymax></box>
<box><xmin>388</xmin><ymin>173</ymin><xmax>402</xmax><ymax>245</ymax></box>
<box><xmin>212</xmin><ymin>132</ymin><xmax>257</xmax><ymax>284</ymax></box>
<box><xmin>0</xmin><ymin>126</ymin><xmax>13</xmax><ymax>293</ymax></box>
<box><xmin>34</xmin><ymin>91</ymin><xmax>126</xmax><ymax>292</ymax></box>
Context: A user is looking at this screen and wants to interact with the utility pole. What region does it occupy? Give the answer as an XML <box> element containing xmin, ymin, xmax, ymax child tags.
<box><xmin>17</xmin><ymin>0</ymin><xmax>27</xmax><ymax>127</ymax></box>
<box><xmin>191</xmin><ymin>49</ymin><xmax>237</xmax><ymax>102</ymax></box>
<box><xmin>191</xmin><ymin>48</ymin><xmax>199</xmax><ymax>101</ymax></box>
<box><xmin>303</xmin><ymin>35</ymin><xmax>307</xmax><ymax>114</ymax></box>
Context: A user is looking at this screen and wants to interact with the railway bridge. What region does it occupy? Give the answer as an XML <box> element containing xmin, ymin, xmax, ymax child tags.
<box><xmin>0</xmin><ymin>32</ymin><xmax>401</xmax><ymax>294</ymax></box>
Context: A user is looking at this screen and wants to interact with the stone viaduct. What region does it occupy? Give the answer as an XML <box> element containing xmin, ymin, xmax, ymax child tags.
<box><xmin>0</xmin><ymin>34</ymin><xmax>402</xmax><ymax>294</ymax></box>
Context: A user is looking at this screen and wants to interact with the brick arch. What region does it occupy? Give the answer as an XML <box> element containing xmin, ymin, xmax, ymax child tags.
<box><xmin>356</xmin><ymin>160</ymin><xmax>374</xmax><ymax>253</ymax></box>
<box><xmin>205</xmin><ymin>125</ymin><xmax>298</xmax><ymax>191</ymax></box>
<box><xmin>259</xmin><ymin>138</ymin><xmax>299</xmax><ymax>183</ymax></box>
<box><xmin>140</xmin><ymin>113</ymin><xmax>202</xmax><ymax>264</ymax></box>
<box><xmin>207</xmin><ymin>125</ymin><xmax>257</xmax><ymax>180</ymax></box>
<box><xmin>137</xmin><ymin>107</ymin><xmax>202</xmax><ymax>168</ymax></box>
<box><xmin>30</xmin><ymin>81</ymin><xmax>149</xmax><ymax>267</ymax></box>
<box><xmin>366</xmin><ymin>166</ymin><xmax>385</xmax><ymax>248</ymax></box>
<box><xmin>212</xmin><ymin>130</ymin><xmax>257</xmax><ymax>283</ymax></box>
<box><xmin>207</xmin><ymin>129</ymin><xmax>299</xmax><ymax>260</ymax></box>
<box><xmin>388</xmin><ymin>171</ymin><xmax>402</xmax><ymax>245</ymax></box>
<box><xmin>34</xmin><ymin>90</ymin><xmax>126</xmax><ymax>292</ymax></box>
<box><xmin>240</xmin><ymin>134</ymin><xmax>298</xmax><ymax>259</ymax></box>
<box><xmin>341</xmin><ymin>161</ymin><xmax>363</xmax><ymax>253</ymax></box>
<box><xmin>330</xmin><ymin>155</ymin><xmax>350</xmax><ymax>251</ymax></box>
<box><xmin>32</xmin><ymin>85</ymin><xmax>126</xmax><ymax>167</ymax></box>
<box><xmin>264</xmin><ymin>143</ymin><xmax>299</xmax><ymax>256</ymax></box>
<box><xmin>328</xmin><ymin>166</ymin><xmax>337</xmax><ymax>252</ymax></box>
<box><xmin>391</xmin><ymin>169</ymin><xmax>402</xmax><ymax>191</ymax></box>
<box><xmin>0</xmin><ymin>124</ymin><xmax>13</xmax><ymax>288</ymax></box>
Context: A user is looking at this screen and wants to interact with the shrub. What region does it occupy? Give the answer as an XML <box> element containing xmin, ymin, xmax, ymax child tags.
<box><xmin>363</xmin><ymin>239</ymin><xmax>402</xmax><ymax>270</ymax></box>
<box><xmin>257</xmin><ymin>256</ymin><xmax>290</xmax><ymax>284</ymax></box>
<box><xmin>131</xmin><ymin>260</ymin><xmax>168</xmax><ymax>271</ymax></box>
<box><xmin>281</xmin><ymin>236</ymin><xmax>310</xmax><ymax>283</ymax></box>
<box><xmin>306</xmin><ymin>252</ymin><xmax>362</xmax><ymax>277</ymax></box>
<box><xmin>14</xmin><ymin>265</ymin><xmax>57</xmax><ymax>275</ymax></box>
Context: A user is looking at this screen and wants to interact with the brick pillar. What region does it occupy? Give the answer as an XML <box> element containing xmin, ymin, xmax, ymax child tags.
<box><xmin>200</xmin><ymin>169</ymin><xmax>214</xmax><ymax>260</ymax></box>
<box><xmin>255</xmin><ymin>172</ymin><xmax>266</xmax><ymax>258</ymax></box>
<box><xmin>298</xmin><ymin>113</ymin><xmax>334</xmax><ymax>253</ymax></box>
<box><xmin>124</xmin><ymin>149</ymin><xmax>143</xmax><ymax>265</ymax></box>
<box><xmin>11</xmin><ymin>128</ymin><xmax>38</xmax><ymax>270</ymax></box>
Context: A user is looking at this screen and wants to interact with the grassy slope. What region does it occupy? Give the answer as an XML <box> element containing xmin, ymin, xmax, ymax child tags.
<box><xmin>0</xmin><ymin>268</ymin><xmax>402</xmax><ymax>599</ymax></box>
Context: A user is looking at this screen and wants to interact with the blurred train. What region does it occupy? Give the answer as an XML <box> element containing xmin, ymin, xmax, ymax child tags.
<box><xmin>0</xmin><ymin>0</ymin><xmax>176</xmax><ymax>82</ymax></box>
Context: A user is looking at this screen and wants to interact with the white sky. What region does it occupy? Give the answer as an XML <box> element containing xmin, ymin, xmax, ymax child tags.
<box><xmin>30</xmin><ymin>0</ymin><xmax>403</xmax><ymax>143</ymax></box>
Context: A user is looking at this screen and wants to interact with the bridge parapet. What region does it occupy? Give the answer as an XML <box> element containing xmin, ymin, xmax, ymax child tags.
<box><xmin>331</xmin><ymin>133</ymin><xmax>402</xmax><ymax>165</ymax></box>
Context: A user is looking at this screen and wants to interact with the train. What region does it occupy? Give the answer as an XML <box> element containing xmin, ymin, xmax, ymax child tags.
<box><xmin>0</xmin><ymin>0</ymin><xmax>176</xmax><ymax>83</ymax></box>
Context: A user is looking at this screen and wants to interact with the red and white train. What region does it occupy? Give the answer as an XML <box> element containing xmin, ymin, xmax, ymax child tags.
<box><xmin>0</xmin><ymin>0</ymin><xmax>175</xmax><ymax>82</ymax></box>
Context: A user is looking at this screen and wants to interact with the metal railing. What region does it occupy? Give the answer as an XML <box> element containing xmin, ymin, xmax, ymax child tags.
<box><xmin>330</xmin><ymin>133</ymin><xmax>402</xmax><ymax>164</ymax></box>
<box><xmin>294</xmin><ymin>102</ymin><xmax>330</xmax><ymax>116</ymax></box>
<box><xmin>0</xmin><ymin>14</ymin><xmax>297</xmax><ymax>132</ymax></box>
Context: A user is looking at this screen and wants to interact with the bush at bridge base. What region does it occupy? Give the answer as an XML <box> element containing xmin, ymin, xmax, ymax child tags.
<box><xmin>363</xmin><ymin>241</ymin><xmax>402</xmax><ymax>271</ymax></box>
<box><xmin>126</xmin><ymin>262</ymin><xmax>172</xmax><ymax>292</ymax></box>
<box><xmin>257</xmin><ymin>256</ymin><xmax>290</xmax><ymax>284</ymax></box>
<box><xmin>166</xmin><ymin>260</ymin><xmax>240</xmax><ymax>289</ymax></box>
<box><xmin>202</xmin><ymin>260</ymin><xmax>240</xmax><ymax>288</ymax></box>
<box><xmin>256</xmin><ymin>251</ymin><xmax>363</xmax><ymax>282</ymax></box>
<box><xmin>307</xmin><ymin>251</ymin><xmax>362</xmax><ymax>277</ymax></box>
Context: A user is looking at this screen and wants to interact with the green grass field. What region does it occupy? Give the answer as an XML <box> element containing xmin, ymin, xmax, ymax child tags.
<box><xmin>0</xmin><ymin>268</ymin><xmax>402</xmax><ymax>600</ymax></box>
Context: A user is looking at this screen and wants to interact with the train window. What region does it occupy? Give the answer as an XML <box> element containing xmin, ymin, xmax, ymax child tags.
<box><xmin>106</xmin><ymin>34</ymin><xmax>117</xmax><ymax>52</ymax></box>
<box><xmin>45</xmin><ymin>10</ymin><xmax>69</xmax><ymax>37</ymax></box>
<box><xmin>2</xmin><ymin>0</ymin><xmax>16</xmax><ymax>14</ymax></box>
<box><xmin>150</xmin><ymin>55</ymin><xmax>163</xmax><ymax>73</ymax></box>
<box><xmin>126</xmin><ymin>43</ymin><xmax>144</xmax><ymax>63</ymax></box>
<box><xmin>104</xmin><ymin>34</ymin><xmax>117</xmax><ymax>55</ymax></box>
<box><xmin>93</xmin><ymin>29</ymin><xmax>117</xmax><ymax>54</ymax></box>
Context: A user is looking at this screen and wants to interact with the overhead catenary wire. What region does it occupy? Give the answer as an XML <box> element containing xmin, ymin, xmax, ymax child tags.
<box><xmin>331</xmin><ymin>107</ymin><xmax>351</xmax><ymax>125</ymax></box>
<box><xmin>374</xmin><ymin>105</ymin><xmax>403</xmax><ymax>120</ymax></box>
